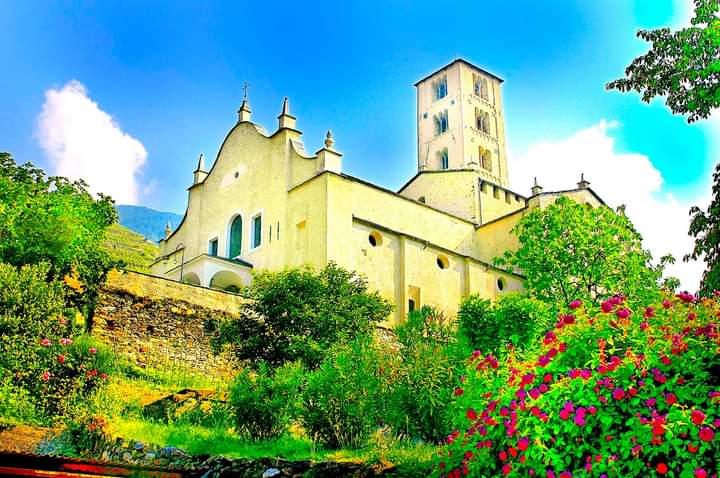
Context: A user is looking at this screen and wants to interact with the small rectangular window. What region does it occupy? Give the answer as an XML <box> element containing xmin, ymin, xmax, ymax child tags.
<box><xmin>269</xmin><ymin>225</ymin><xmax>272</xmax><ymax>244</ymax></box>
<box><xmin>252</xmin><ymin>215</ymin><xmax>262</xmax><ymax>248</ymax></box>
<box><xmin>209</xmin><ymin>238</ymin><xmax>218</xmax><ymax>256</ymax></box>
<box><xmin>277</xmin><ymin>221</ymin><xmax>280</xmax><ymax>240</ymax></box>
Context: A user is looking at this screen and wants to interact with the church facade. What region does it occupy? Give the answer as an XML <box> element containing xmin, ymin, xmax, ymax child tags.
<box><xmin>150</xmin><ymin>59</ymin><xmax>604</xmax><ymax>324</ymax></box>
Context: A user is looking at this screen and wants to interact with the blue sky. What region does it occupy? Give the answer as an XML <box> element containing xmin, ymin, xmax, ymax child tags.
<box><xmin>0</xmin><ymin>0</ymin><xmax>715</xmax><ymax>289</ymax></box>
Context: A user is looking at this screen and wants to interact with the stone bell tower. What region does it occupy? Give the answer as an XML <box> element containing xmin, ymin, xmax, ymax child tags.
<box><xmin>415</xmin><ymin>58</ymin><xmax>509</xmax><ymax>187</ymax></box>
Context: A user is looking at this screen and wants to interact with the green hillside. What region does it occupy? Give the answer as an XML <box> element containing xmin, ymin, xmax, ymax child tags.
<box><xmin>103</xmin><ymin>223</ymin><xmax>160</xmax><ymax>273</ymax></box>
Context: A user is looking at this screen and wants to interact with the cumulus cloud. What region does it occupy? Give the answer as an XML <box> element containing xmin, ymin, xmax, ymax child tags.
<box><xmin>509</xmin><ymin>120</ymin><xmax>708</xmax><ymax>292</ymax></box>
<box><xmin>37</xmin><ymin>80</ymin><xmax>147</xmax><ymax>204</ymax></box>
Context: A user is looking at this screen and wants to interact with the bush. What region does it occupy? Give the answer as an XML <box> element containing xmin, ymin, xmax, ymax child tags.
<box><xmin>301</xmin><ymin>336</ymin><xmax>390</xmax><ymax>449</ymax></box>
<box><xmin>229</xmin><ymin>361</ymin><xmax>304</xmax><ymax>440</ymax></box>
<box><xmin>0</xmin><ymin>262</ymin><xmax>112</xmax><ymax>419</ymax></box>
<box><xmin>388</xmin><ymin>306</ymin><xmax>468</xmax><ymax>443</ymax></box>
<box><xmin>458</xmin><ymin>292</ymin><xmax>551</xmax><ymax>356</ymax></box>
<box><xmin>439</xmin><ymin>293</ymin><xmax>720</xmax><ymax>477</ymax></box>
<box><xmin>215</xmin><ymin>262</ymin><xmax>393</xmax><ymax>369</ymax></box>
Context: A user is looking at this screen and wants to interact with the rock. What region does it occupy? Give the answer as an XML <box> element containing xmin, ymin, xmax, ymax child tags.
<box><xmin>134</xmin><ymin>441</ymin><xmax>144</xmax><ymax>450</ymax></box>
<box><xmin>262</xmin><ymin>468</ymin><xmax>281</xmax><ymax>478</ymax></box>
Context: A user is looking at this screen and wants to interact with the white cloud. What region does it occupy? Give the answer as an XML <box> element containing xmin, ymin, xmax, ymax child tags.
<box><xmin>509</xmin><ymin>120</ymin><xmax>709</xmax><ymax>292</ymax></box>
<box><xmin>37</xmin><ymin>80</ymin><xmax>147</xmax><ymax>204</ymax></box>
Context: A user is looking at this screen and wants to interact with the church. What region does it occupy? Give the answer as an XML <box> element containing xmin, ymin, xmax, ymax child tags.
<box><xmin>150</xmin><ymin>58</ymin><xmax>604</xmax><ymax>324</ymax></box>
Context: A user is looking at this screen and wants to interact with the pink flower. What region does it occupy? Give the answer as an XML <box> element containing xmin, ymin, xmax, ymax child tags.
<box><xmin>41</xmin><ymin>371</ymin><xmax>50</xmax><ymax>381</ymax></box>
<box><xmin>59</xmin><ymin>338</ymin><xmax>72</xmax><ymax>346</ymax></box>
<box><xmin>569</xmin><ymin>300</ymin><xmax>582</xmax><ymax>309</ymax></box>
<box><xmin>698</xmin><ymin>427</ymin><xmax>715</xmax><ymax>442</ymax></box>
<box><xmin>562</xmin><ymin>314</ymin><xmax>575</xmax><ymax>325</ymax></box>
<box><xmin>40</xmin><ymin>338</ymin><xmax>51</xmax><ymax>347</ymax></box>
<box><xmin>665</xmin><ymin>392</ymin><xmax>677</xmax><ymax>405</ymax></box>
<box><xmin>601</xmin><ymin>301</ymin><xmax>613</xmax><ymax>313</ymax></box>
<box><xmin>615</xmin><ymin>308</ymin><xmax>630</xmax><ymax>319</ymax></box>
<box><xmin>662</xmin><ymin>299</ymin><xmax>672</xmax><ymax>309</ymax></box>
<box><xmin>612</xmin><ymin>388</ymin><xmax>625</xmax><ymax>400</ymax></box>
<box><xmin>695</xmin><ymin>469</ymin><xmax>708</xmax><ymax>478</ymax></box>
<box><xmin>57</xmin><ymin>354</ymin><xmax>66</xmax><ymax>364</ymax></box>
<box><xmin>518</xmin><ymin>437</ymin><xmax>529</xmax><ymax>451</ymax></box>
<box><xmin>89</xmin><ymin>347</ymin><xmax>97</xmax><ymax>354</ymax></box>
<box><xmin>100</xmin><ymin>373</ymin><xmax>108</xmax><ymax>379</ymax></box>
<box><xmin>643</xmin><ymin>307</ymin><xmax>655</xmax><ymax>318</ymax></box>
<box><xmin>502</xmin><ymin>463</ymin><xmax>512</xmax><ymax>475</ymax></box>
<box><xmin>691</xmin><ymin>409</ymin><xmax>705</xmax><ymax>426</ymax></box>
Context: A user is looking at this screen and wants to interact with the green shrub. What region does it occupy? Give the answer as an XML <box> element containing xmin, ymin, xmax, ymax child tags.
<box><xmin>214</xmin><ymin>262</ymin><xmax>393</xmax><ymax>369</ymax></box>
<box><xmin>229</xmin><ymin>361</ymin><xmax>304</xmax><ymax>440</ymax></box>
<box><xmin>0</xmin><ymin>262</ymin><xmax>112</xmax><ymax>419</ymax></box>
<box><xmin>388</xmin><ymin>306</ymin><xmax>468</xmax><ymax>443</ymax></box>
<box><xmin>301</xmin><ymin>336</ymin><xmax>389</xmax><ymax>449</ymax></box>
<box><xmin>458</xmin><ymin>292</ymin><xmax>551</xmax><ymax>355</ymax></box>
<box><xmin>440</xmin><ymin>293</ymin><xmax>720</xmax><ymax>477</ymax></box>
<box><xmin>0</xmin><ymin>372</ymin><xmax>38</xmax><ymax>425</ymax></box>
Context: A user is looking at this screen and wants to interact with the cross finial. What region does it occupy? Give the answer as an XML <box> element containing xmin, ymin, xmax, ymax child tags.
<box><xmin>242</xmin><ymin>81</ymin><xmax>250</xmax><ymax>100</ymax></box>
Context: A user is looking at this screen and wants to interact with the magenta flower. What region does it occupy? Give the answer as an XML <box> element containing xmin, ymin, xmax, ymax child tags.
<box><xmin>698</xmin><ymin>427</ymin><xmax>715</xmax><ymax>442</ymax></box>
<box><xmin>691</xmin><ymin>409</ymin><xmax>705</xmax><ymax>426</ymax></box>
<box><xmin>601</xmin><ymin>301</ymin><xmax>613</xmax><ymax>313</ymax></box>
<box><xmin>643</xmin><ymin>306</ymin><xmax>655</xmax><ymax>318</ymax></box>
<box><xmin>569</xmin><ymin>300</ymin><xmax>582</xmax><ymax>309</ymax></box>
<box><xmin>615</xmin><ymin>308</ymin><xmax>630</xmax><ymax>319</ymax></box>
<box><xmin>695</xmin><ymin>469</ymin><xmax>708</xmax><ymax>478</ymax></box>
<box><xmin>612</xmin><ymin>388</ymin><xmax>625</xmax><ymax>400</ymax></box>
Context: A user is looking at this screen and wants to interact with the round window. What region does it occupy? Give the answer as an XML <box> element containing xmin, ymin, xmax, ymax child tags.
<box><xmin>368</xmin><ymin>231</ymin><xmax>382</xmax><ymax>247</ymax></box>
<box><xmin>436</xmin><ymin>255</ymin><xmax>449</xmax><ymax>270</ymax></box>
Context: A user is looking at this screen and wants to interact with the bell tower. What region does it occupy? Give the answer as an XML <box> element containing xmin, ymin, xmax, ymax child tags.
<box><xmin>415</xmin><ymin>59</ymin><xmax>509</xmax><ymax>186</ymax></box>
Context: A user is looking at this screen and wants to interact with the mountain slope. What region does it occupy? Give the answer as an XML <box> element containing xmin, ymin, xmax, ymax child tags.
<box><xmin>115</xmin><ymin>205</ymin><xmax>183</xmax><ymax>242</ymax></box>
<box><xmin>102</xmin><ymin>224</ymin><xmax>160</xmax><ymax>273</ymax></box>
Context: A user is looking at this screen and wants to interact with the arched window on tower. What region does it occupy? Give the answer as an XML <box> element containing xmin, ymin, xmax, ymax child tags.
<box><xmin>434</xmin><ymin>75</ymin><xmax>448</xmax><ymax>101</ymax></box>
<box><xmin>437</xmin><ymin>149</ymin><xmax>449</xmax><ymax>170</ymax></box>
<box><xmin>473</xmin><ymin>76</ymin><xmax>490</xmax><ymax>101</ymax></box>
<box><xmin>434</xmin><ymin>110</ymin><xmax>449</xmax><ymax>136</ymax></box>
<box><xmin>476</xmin><ymin>110</ymin><xmax>491</xmax><ymax>134</ymax></box>
<box><xmin>229</xmin><ymin>215</ymin><xmax>243</xmax><ymax>258</ymax></box>
<box><xmin>480</xmin><ymin>149</ymin><xmax>492</xmax><ymax>172</ymax></box>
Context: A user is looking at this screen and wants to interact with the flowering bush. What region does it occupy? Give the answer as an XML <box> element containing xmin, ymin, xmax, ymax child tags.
<box><xmin>0</xmin><ymin>262</ymin><xmax>112</xmax><ymax>419</ymax></box>
<box><xmin>438</xmin><ymin>292</ymin><xmax>720</xmax><ymax>477</ymax></box>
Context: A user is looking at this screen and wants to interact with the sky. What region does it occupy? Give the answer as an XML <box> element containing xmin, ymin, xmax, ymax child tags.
<box><xmin>0</xmin><ymin>0</ymin><xmax>716</xmax><ymax>291</ymax></box>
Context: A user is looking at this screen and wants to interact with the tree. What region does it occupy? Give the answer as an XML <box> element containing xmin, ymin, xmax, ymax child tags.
<box><xmin>685</xmin><ymin>162</ymin><xmax>720</xmax><ymax>296</ymax></box>
<box><xmin>606</xmin><ymin>0</ymin><xmax>720</xmax><ymax>123</ymax></box>
<box><xmin>214</xmin><ymin>262</ymin><xmax>393</xmax><ymax>369</ymax></box>
<box><xmin>0</xmin><ymin>152</ymin><xmax>118</xmax><ymax>322</ymax></box>
<box><xmin>495</xmin><ymin>197</ymin><xmax>663</xmax><ymax>305</ymax></box>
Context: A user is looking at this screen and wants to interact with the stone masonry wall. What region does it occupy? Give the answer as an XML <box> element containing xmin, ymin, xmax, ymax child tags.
<box><xmin>92</xmin><ymin>270</ymin><xmax>249</xmax><ymax>376</ymax></box>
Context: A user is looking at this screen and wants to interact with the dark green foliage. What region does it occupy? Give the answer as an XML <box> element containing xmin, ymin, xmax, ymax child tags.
<box><xmin>0</xmin><ymin>152</ymin><xmax>118</xmax><ymax>321</ymax></box>
<box><xmin>229</xmin><ymin>361</ymin><xmax>304</xmax><ymax>440</ymax></box>
<box><xmin>496</xmin><ymin>197</ymin><xmax>664</xmax><ymax>305</ymax></box>
<box><xmin>685</xmin><ymin>162</ymin><xmax>720</xmax><ymax>296</ymax></box>
<box><xmin>301</xmin><ymin>336</ymin><xmax>389</xmax><ymax>449</ymax></box>
<box><xmin>215</xmin><ymin>262</ymin><xmax>393</xmax><ymax>369</ymax></box>
<box><xmin>115</xmin><ymin>205</ymin><xmax>182</xmax><ymax>242</ymax></box>
<box><xmin>0</xmin><ymin>263</ymin><xmax>111</xmax><ymax>419</ymax></box>
<box><xmin>388</xmin><ymin>306</ymin><xmax>468</xmax><ymax>443</ymax></box>
<box><xmin>606</xmin><ymin>0</ymin><xmax>719</xmax><ymax>123</ymax></box>
<box><xmin>458</xmin><ymin>292</ymin><xmax>552</xmax><ymax>356</ymax></box>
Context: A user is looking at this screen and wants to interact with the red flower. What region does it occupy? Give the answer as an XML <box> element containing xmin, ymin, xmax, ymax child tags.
<box><xmin>688</xmin><ymin>442</ymin><xmax>699</xmax><ymax>453</ymax></box>
<box><xmin>612</xmin><ymin>388</ymin><xmax>625</xmax><ymax>400</ymax></box>
<box><xmin>644</xmin><ymin>306</ymin><xmax>655</xmax><ymax>318</ymax></box>
<box><xmin>41</xmin><ymin>371</ymin><xmax>50</xmax><ymax>381</ymax></box>
<box><xmin>499</xmin><ymin>451</ymin><xmax>508</xmax><ymax>461</ymax></box>
<box><xmin>695</xmin><ymin>469</ymin><xmax>707</xmax><ymax>478</ymax></box>
<box><xmin>665</xmin><ymin>392</ymin><xmax>677</xmax><ymax>405</ymax></box>
<box><xmin>466</xmin><ymin>408</ymin><xmax>478</xmax><ymax>420</ymax></box>
<box><xmin>656</xmin><ymin>463</ymin><xmax>668</xmax><ymax>474</ymax></box>
<box><xmin>454</xmin><ymin>387</ymin><xmax>464</xmax><ymax>396</ymax></box>
<box><xmin>40</xmin><ymin>338</ymin><xmax>51</xmax><ymax>347</ymax></box>
<box><xmin>691</xmin><ymin>409</ymin><xmax>706</xmax><ymax>426</ymax></box>
<box><xmin>502</xmin><ymin>463</ymin><xmax>511</xmax><ymax>476</ymax></box>
<box><xmin>518</xmin><ymin>437</ymin><xmax>529</xmax><ymax>451</ymax></box>
<box><xmin>601</xmin><ymin>301</ymin><xmax>613</xmax><ymax>313</ymax></box>
<box><xmin>57</xmin><ymin>354</ymin><xmax>66</xmax><ymax>364</ymax></box>
<box><xmin>662</xmin><ymin>299</ymin><xmax>672</xmax><ymax>309</ymax></box>
<box><xmin>559</xmin><ymin>473</ymin><xmax>572</xmax><ymax>478</ymax></box>
<box><xmin>616</xmin><ymin>308</ymin><xmax>630</xmax><ymax>319</ymax></box>
<box><xmin>89</xmin><ymin>347</ymin><xmax>97</xmax><ymax>354</ymax></box>
<box><xmin>698</xmin><ymin>427</ymin><xmax>715</xmax><ymax>442</ymax></box>
<box><xmin>569</xmin><ymin>300</ymin><xmax>582</xmax><ymax>309</ymax></box>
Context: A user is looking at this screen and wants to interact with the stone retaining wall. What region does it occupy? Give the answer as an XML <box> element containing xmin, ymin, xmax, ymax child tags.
<box><xmin>92</xmin><ymin>270</ymin><xmax>247</xmax><ymax>376</ymax></box>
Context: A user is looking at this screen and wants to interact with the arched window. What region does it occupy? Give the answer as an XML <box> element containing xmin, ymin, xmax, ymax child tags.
<box><xmin>229</xmin><ymin>215</ymin><xmax>243</xmax><ymax>258</ymax></box>
<box><xmin>435</xmin><ymin>76</ymin><xmax>448</xmax><ymax>100</ymax></box>
<box><xmin>483</xmin><ymin>112</ymin><xmax>491</xmax><ymax>134</ymax></box>
<box><xmin>473</xmin><ymin>76</ymin><xmax>489</xmax><ymax>101</ymax></box>
<box><xmin>480</xmin><ymin>149</ymin><xmax>492</xmax><ymax>172</ymax></box>
<box><xmin>435</xmin><ymin>111</ymin><xmax>449</xmax><ymax>136</ymax></box>
<box><xmin>438</xmin><ymin>149</ymin><xmax>449</xmax><ymax>169</ymax></box>
<box><xmin>476</xmin><ymin>110</ymin><xmax>491</xmax><ymax>134</ymax></box>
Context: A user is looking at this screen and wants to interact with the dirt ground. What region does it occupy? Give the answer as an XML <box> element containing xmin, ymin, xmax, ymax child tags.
<box><xmin>0</xmin><ymin>424</ymin><xmax>51</xmax><ymax>453</ymax></box>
